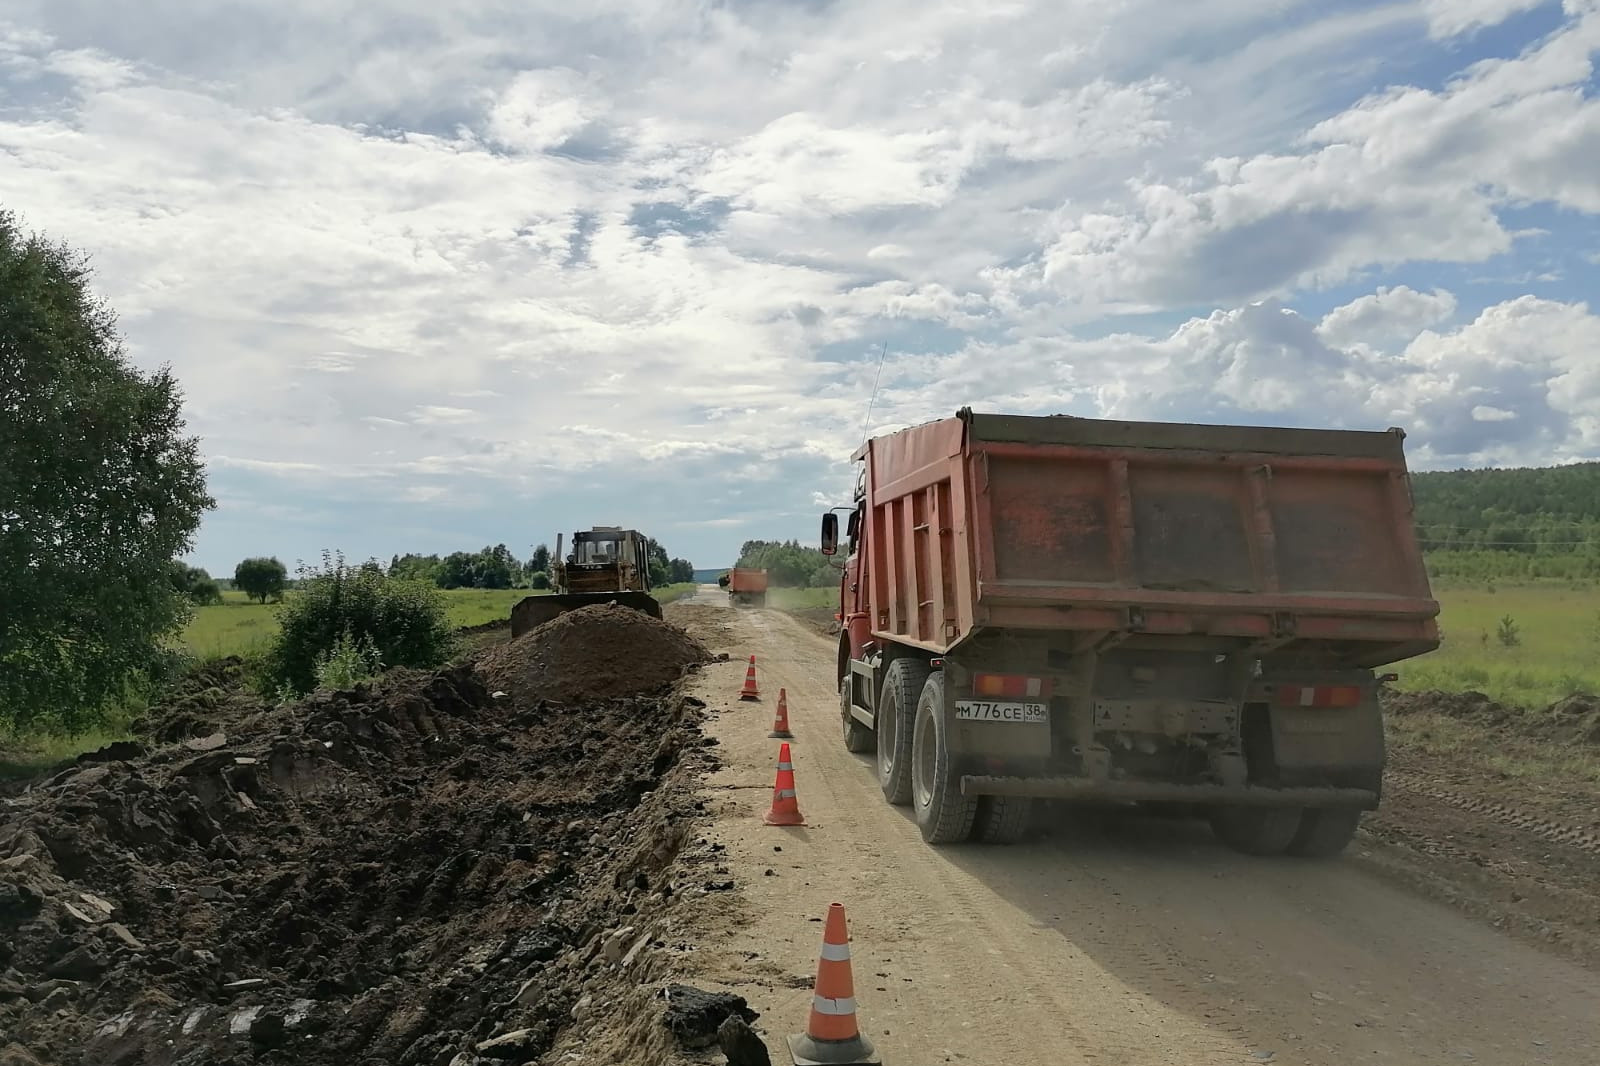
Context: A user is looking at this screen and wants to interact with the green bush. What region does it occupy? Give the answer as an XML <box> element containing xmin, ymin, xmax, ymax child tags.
<box><xmin>189</xmin><ymin>577</ymin><xmax>224</xmax><ymax>606</ymax></box>
<box><xmin>264</xmin><ymin>551</ymin><xmax>456</xmax><ymax>696</ymax></box>
<box><xmin>313</xmin><ymin>631</ymin><xmax>384</xmax><ymax>691</ymax></box>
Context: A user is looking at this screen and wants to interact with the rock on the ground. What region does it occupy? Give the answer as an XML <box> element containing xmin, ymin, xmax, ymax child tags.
<box><xmin>718</xmin><ymin>1015</ymin><xmax>773</xmax><ymax>1066</ymax></box>
<box><xmin>475</xmin><ymin>1028</ymin><xmax>536</xmax><ymax>1058</ymax></box>
<box><xmin>662</xmin><ymin>984</ymin><xmax>759</xmax><ymax>1050</ymax></box>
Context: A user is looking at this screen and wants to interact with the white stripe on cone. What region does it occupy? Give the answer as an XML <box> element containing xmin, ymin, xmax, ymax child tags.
<box><xmin>812</xmin><ymin>995</ymin><xmax>857</xmax><ymax>1016</ymax></box>
<box><xmin>819</xmin><ymin>942</ymin><xmax>851</xmax><ymax>962</ymax></box>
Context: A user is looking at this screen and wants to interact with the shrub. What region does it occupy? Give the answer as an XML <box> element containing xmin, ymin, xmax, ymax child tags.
<box><xmin>264</xmin><ymin>551</ymin><xmax>456</xmax><ymax>696</ymax></box>
<box><xmin>313</xmin><ymin>631</ymin><xmax>384</xmax><ymax>691</ymax></box>
<box><xmin>1496</xmin><ymin>614</ymin><xmax>1521</xmax><ymax>648</ymax></box>
<box><xmin>189</xmin><ymin>576</ymin><xmax>224</xmax><ymax>606</ymax></box>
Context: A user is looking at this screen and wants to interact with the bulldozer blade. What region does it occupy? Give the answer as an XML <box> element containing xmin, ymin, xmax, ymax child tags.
<box><xmin>509</xmin><ymin>591</ymin><xmax>663</xmax><ymax>639</ymax></box>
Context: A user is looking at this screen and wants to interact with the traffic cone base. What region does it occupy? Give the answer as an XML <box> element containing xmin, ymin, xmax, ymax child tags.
<box><xmin>739</xmin><ymin>654</ymin><xmax>761</xmax><ymax>701</ymax></box>
<box><xmin>786</xmin><ymin>1033</ymin><xmax>880</xmax><ymax>1066</ymax></box>
<box><xmin>769</xmin><ymin>687</ymin><xmax>794</xmax><ymax>739</ymax></box>
<box><xmin>788</xmin><ymin>904</ymin><xmax>879</xmax><ymax>1065</ymax></box>
<box><xmin>764</xmin><ymin>741</ymin><xmax>805</xmax><ymax>826</ymax></box>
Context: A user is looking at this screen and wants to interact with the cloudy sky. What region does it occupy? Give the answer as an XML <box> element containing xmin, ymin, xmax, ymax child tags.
<box><xmin>4</xmin><ymin>0</ymin><xmax>1599</xmax><ymax>573</ymax></box>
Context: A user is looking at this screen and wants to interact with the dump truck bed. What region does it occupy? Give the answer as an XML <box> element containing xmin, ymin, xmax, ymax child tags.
<box><xmin>856</xmin><ymin>410</ymin><xmax>1439</xmax><ymax>667</ymax></box>
<box><xmin>726</xmin><ymin>568</ymin><xmax>769</xmax><ymax>594</ymax></box>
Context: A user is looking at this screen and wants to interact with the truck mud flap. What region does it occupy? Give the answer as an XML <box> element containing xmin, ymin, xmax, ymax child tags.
<box><xmin>960</xmin><ymin>775</ymin><xmax>1377</xmax><ymax>809</ymax></box>
<box><xmin>510</xmin><ymin>591</ymin><xmax>662</xmax><ymax>639</ymax></box>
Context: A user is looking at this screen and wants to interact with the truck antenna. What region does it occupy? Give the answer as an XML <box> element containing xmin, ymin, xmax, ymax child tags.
<box><xmin>860</xmin><ymin>339</ymin><xmax>890</xmax><ymax>448</ymax></box>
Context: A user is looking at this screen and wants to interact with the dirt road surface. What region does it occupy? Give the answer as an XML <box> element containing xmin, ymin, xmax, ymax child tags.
<box><xmin>669</xmin><ymin>586</ymin><xmax>1600</xmax><ymax>1066</ymax></box>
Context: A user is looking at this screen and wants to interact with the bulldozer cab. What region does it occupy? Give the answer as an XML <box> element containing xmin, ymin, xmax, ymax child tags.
<box><xmin>510</xmin><ymin>526</ymin><xmax>661</xmax><ymax>638</ymax></box>
<box><xmin>571</xmin><ymin>533</ymin><xmax>622</xmax><ymax>567</ymax></box>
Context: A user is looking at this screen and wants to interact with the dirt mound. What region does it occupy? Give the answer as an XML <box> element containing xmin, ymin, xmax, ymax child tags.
<box><xmin>1384</xmin><ymin>689</ymin><xmax>1600</xmax><ymax>746</ymax></box>
<box><xmin>477</xmin><ymin>604</ymin><xmax>711</xmax><ymax>706</ymax></box>
<box><xmin>0</xmin><ymin>658</ymin><xmax>712</xmax><ymax>1065</ymax></box>
<box><xmin>128</xmin><ymin>656</ymin><xmax>268</xmax><ymax>744</ymax></box>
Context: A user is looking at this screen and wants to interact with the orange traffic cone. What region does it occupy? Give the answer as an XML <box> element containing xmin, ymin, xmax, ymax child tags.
<box><xmin>739</xmin><ymin>655</ymin><xmax>761</xmax><ymax>701</ymax></box>
<box><xmin>787</xmin><ymin>903</ymin><xmax>880</xmax><ymax>1065</ymax></box>
<box><xmin>769</xmin><ymin>688</ymin><xmax>794</xmax><ymax>739</ymax></box>
<box><xmin>763</xmin><ymin>742</ymin><xmax>805</xmax><ymax>826</ymax></box>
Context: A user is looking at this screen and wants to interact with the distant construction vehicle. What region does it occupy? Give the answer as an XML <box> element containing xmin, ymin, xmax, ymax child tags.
<box><xmin>510</xmin><ymin>527</ymin><xmax>661</xmax><ymax>638</ymax></box>
<box><xmin>719</xmin><ymin>567</ymin><xmax>768</xmax><ymax>607</ymax></box>
<box><xmin>821</xmin><ymin>408</ymin><xmax>1439</xmax><ymax>857</ymax></box>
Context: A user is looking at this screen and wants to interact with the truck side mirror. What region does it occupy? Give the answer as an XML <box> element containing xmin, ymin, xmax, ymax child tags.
<box><xmin>820</xmin><ymin>512</ymin><xmax>839</xmax><ymax>556</ymax></box>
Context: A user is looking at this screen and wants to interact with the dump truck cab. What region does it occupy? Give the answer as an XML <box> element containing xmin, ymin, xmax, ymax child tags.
<box><xmin>821</xmin><ymin>408</ymin><xmax>1439</xmax><ymax>856</ymax></box>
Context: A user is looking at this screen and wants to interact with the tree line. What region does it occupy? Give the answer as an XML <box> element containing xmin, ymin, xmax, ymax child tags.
<box><xmin>1411</xmin><ymin>463</ymin><xmax>1600</xmax><ymax>555</ymax></box>
<box><xmin>389</xmin><ymin>538</ymin><xmax>694</xmax><ymax>591</ymax></box>
<box><xmin>1411</xmin><ymin>463</ymin><xmax>1600</xmax><ymax>580</ymax></box>
<box><xmin>173</xmin><ymin>540</ymin><xmax>699</xmax><ymax>606</ymax></box>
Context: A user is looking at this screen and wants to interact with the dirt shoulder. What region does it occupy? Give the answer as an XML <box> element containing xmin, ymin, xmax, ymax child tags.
<box><xmin>1360</xmin><ymin>690</ymin><xmax>1600</xmax><ymax>965</ymax></box>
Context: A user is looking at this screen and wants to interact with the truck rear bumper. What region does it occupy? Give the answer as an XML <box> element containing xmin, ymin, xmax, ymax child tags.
<box><xmin>960</xmin><ymin>775</ymin><xmax>1378</xmax><ymax>809</ymax></box>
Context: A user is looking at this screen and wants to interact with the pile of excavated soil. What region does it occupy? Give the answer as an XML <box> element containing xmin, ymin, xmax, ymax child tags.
<box><xmin>1385</xmin><ymin>689</ymin><xmax>1600</xmax><ymax>746</ymax></box>
<box><xmin>0</xmin><ymin>659</ymin><xmax>715</xmax><ymax>1066</ymax></box>
<box><xmin>128</xmin><ymin>656</ymin><xmax>269</xmax><ymax>744</ymax></box>
<box><xmin>477</xmin><ymin>604</ymin><xmax>711</xmax><ymax>706</ymax></box>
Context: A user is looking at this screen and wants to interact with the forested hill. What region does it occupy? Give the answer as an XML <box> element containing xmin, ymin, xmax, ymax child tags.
<box><xmin>1411</xmin><ymin>462</ymin><xmax>1600</xmax><ymax>553</ymax></box>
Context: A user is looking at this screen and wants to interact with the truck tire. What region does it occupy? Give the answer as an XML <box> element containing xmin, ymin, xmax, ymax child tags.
<box><xmin>912</xmin><ymin>675</ymin><xmax>979</xmax><ymax>844</ymax></box>
<box><xmin>1286</xmin><ymin>808</ymin><xmax>1362</xmax><ymax>858</ymax></box>
<box><xmin>1209</xmin><ymin>806</ymin><xmax>1303</xmax><ymax>856</ymax></box>
<box><xmin>841</xmin><ymin>675</ymin><xmax>874</xmax><ymax>754</ymax></box>
<box><xmin>974</xmin><ymin>796</ymin><xmax>1032</xmax><ymax>844</ymax></box>
<box><xmin>877</xmin><ymin>659</ymin><xmax>930</xmax><ymax>805</ymax></box>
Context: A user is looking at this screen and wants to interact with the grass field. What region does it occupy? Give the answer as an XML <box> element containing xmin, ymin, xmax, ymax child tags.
<box><xmin>768</xmin><ymin>586</ymin><xmax>837</xmax><ymax>610</ymax></box>
<box><xmin>1392</xmin><ymin>582</ymin><xmax>1600</xmax><ymax>708</ymax></box>
<box><xmin>180</xmin><ymin>588</ymin><xmax>533</xmax><ymax>657</ymax></box>
<box><xmin>180</xmin><ymin>584</ymin><xmax>702</xmax><ymax>658</ymax></box>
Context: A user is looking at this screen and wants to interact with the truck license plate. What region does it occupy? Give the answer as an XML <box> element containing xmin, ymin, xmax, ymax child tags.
<box><xmin>954</xmin><ymin>700</ymin><xmax>1047</xmax><ymax>723</ymax></box>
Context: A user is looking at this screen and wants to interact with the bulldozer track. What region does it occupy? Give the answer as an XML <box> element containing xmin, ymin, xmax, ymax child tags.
<box><xmin>1387</xmin><ymin>771</ymin><xmax>1600</xmax><ymax>858</ymax></box>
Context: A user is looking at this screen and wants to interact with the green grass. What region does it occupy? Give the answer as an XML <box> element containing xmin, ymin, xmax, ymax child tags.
<box><xmin>768</xmin><ymin>586</ymin><xmax>837</xmax><ymax>610</ymax></box>
<box><xmin>1394</xmin><ymin>582</ymin><xmax>1600</xmax><ymax>708</ymax></box>
<box><xmin>0</xmin><ymin>723</ymin><xmax>134</xmax><ymax>780</ymax></box>
<box><xmin>180</xmin><ymin>587</ymin><xmax>537</xmax><ymax>657</ymax></box>
<box><xmin>178</xmin><ymin>586</ymin><xmax>708</xmax><ymax>659</ymax></box>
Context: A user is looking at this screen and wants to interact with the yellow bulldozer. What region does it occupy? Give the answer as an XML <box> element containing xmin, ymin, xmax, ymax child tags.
<box><xmin>509</xmin><ymin>526</ymin><xmax>662</xmax><ymax>638</ymax></box>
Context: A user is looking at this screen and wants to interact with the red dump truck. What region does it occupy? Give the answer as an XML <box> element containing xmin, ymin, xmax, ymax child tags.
<box><xmin>720</xmin><ymin>567</ymin><xmax>769</xmax><ymax>607</ymax></box>
<box><xmin>820</xmin><ymin>408</ymin><xmax>1439</xmax><ymax>856</ymax></box>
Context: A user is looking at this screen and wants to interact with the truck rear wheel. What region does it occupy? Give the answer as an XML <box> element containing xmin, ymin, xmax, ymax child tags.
<box><xmin>1287</xmin><ymin>808</ymin><xmax>1362</xmax><ymax>858</ymax></box>
<box><xmin>974</xmin><ymin>796</ymin><xmax>1032</xmax><ymax>844</ymax></box>
<box><xmin>912</xmin><ymin>676</ymin><xmax>979</xmax><ymax>844</ymax></box>
<box><xmin>1209</xmin><ymin>806</ymin><xmax>1303</xmax><ymax>856</ymax></box>
<box><xmin>877</xmin><ymin>659</ymin><xmax>930</xmax><ymax>805</ymax></box>
<box><xmin>841</xmin><ymin>675</ymin><xmax>874</xmax><ymax>754</ymax></box>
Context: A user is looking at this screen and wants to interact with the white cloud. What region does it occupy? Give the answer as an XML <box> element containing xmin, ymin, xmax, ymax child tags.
<box><xmin>1316</xmin><ymin>286</ymin><xmax>1458</xmax><ymax>349</ymax></box>
<box><xmin>1421</xmin><ymin>0</ymin><xmax>1550</xmax><ymax>40</ymax></box>
<box><xmin>999</xmin><ymin>5</ymin><xmax>1600</xmax><ymax>312</ymax></box>
<box><xmin>485</xmin><ymin>68</ymin><xmax>605</xmax><ymax>153</ymax></box>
